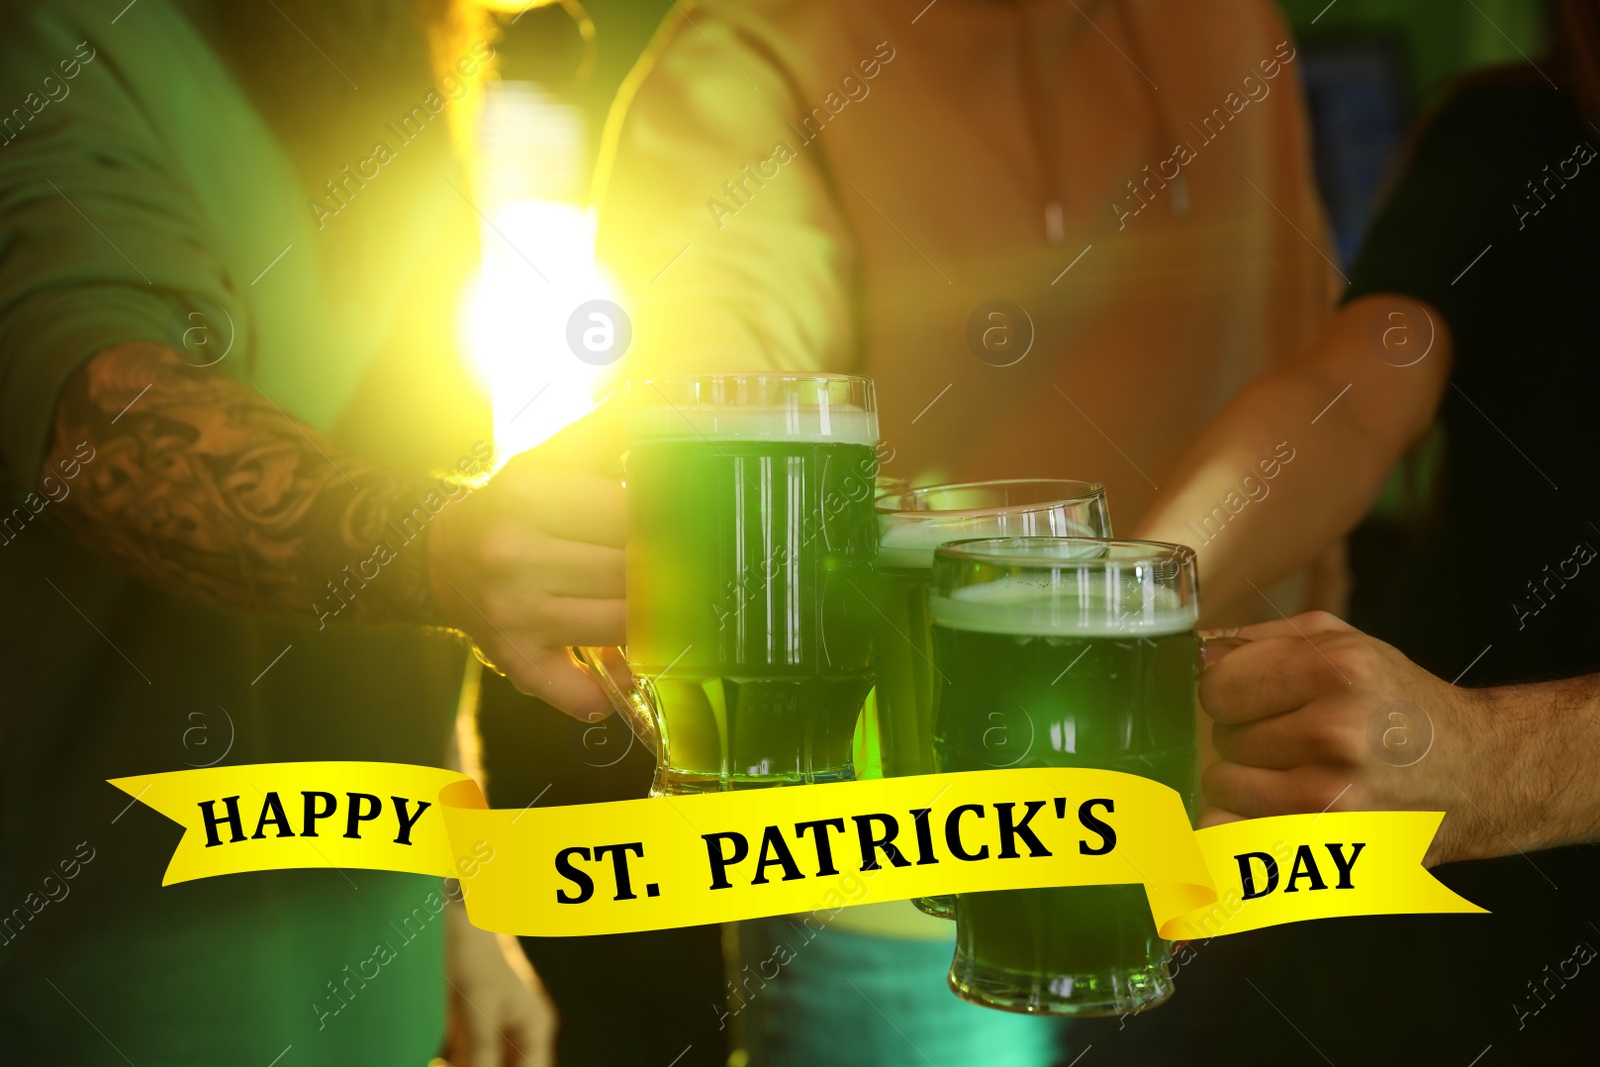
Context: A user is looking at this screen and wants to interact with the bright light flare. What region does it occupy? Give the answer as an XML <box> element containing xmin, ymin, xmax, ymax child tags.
<box><xmin>461</xmin><ymin>82</ymin><xmax>615</xmax><ymax>462</ymax></box>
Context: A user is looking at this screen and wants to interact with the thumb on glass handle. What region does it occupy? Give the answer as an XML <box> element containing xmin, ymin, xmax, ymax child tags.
<box><xmin>573</xmin><ymin>646</ymin><xmax>659</xmax><ymax>753</ymax></box>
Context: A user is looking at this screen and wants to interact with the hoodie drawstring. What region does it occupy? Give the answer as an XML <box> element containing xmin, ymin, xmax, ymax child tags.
<box><xmin>1017</xmin><ymin>3</ymin><xmax>1069</xmax><ymax>246</ymax></box>
<box><xmin>1018</xmin><ymin>0</ymin><xmax>1187</xmax><ymax>246</ymax></box>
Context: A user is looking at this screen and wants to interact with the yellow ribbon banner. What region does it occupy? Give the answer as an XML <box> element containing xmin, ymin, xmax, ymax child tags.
<box><xmin>109</xmin><ymin>764</ymin><xmax>1483</xmax><ymax>938</ymax></box>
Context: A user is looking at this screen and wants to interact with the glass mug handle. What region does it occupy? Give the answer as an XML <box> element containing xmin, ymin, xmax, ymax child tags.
<box><xmin>1198</xmin><ymin>632</ymin><xmax>1251</xmax><ymax>667</ymax></box>
<box><xmin>573</xmin><ymin>646</ymin><xmax>659</xmax><ymax>752</ymax></box>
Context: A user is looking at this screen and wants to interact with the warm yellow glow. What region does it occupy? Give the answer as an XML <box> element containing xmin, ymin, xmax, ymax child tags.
<box><xmin>461</xmin><ymin>82</ymin><xmax>616</xmax><ymax>461</ymax></box>
<box><xmin>461</xmin><ymin>201</ymin><xmax>616</xmax><ymax>459</ymax></box>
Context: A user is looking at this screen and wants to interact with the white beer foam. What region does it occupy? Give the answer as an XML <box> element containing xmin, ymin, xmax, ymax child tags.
<box><xmin>630</xmin><ymin>405</ymin><xmax>877</xmax><ymax>445</ymax></box>
<box><xmin>877</xmin><ymin>521</ymin><xmax>1102</xmax><ymax>572</ymax></box>
<box><xmin>930</xmin><ymin>573</ymin><xmax>1196</xmax><ymax>636</ymax></box>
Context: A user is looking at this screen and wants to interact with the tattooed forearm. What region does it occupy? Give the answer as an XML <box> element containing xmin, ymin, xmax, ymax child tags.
<box><xmin>43</xmin><ymin>342</ymin><xmax>476</xmax><ymax>627</ymax></box>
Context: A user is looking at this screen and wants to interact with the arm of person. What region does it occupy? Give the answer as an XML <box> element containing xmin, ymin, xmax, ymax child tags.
<box><xmin>0</xmin><ymin>9</ymin><xmax>620</xmax><ymax>713</ymax></box>
<box><xmin>1137</xmin><ymin>80</ymin><xmax>1564</xmax><ymax>620</ymax></box>
<box><xmin>45</xmin><ymin>341</ymin><xmax>624</xmax><ymax>713</ymax></box>
<box><xmin>444</xmin><ymin>901</ymin><xmax>557</xmax><ymax>1067</ymax></box>
<box><xmin>1133</xmin><ymin>293</ymin><xmax>1450</xmax><ymax>620</ymax></box>
<box><xmin>1197</xmin><ymin>613</ymin><xmax>1600</xmax><ymax>865</ymax></box>
<box><xmin>440</xmin><ymin>718</ymin><xmax>557</xmax><ymax>1067</ymax></box>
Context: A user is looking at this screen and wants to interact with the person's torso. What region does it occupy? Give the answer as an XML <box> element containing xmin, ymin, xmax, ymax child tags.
<box><xmin>714</xmin><ymin>0</ymin><xmax>1337</xmax><ymax>525</ymax></box>
<box><xmin>0</xmin><ymin>2</ymin><xmax>488</xmax><ymax>1059</ymax></box>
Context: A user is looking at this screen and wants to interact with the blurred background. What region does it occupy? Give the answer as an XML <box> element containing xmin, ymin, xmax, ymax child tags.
<box><xmin>461</xmin><ymin>2</ymin><xmax>1546</xmax><ymax>1063</ymax></box>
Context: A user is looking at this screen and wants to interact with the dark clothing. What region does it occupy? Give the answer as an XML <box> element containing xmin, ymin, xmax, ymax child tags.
<box><xmin>1310</xmin><ymin>76</ymin><xmax>1600</xmax><ymax>1063</ymax></box>
<box><xmin>476</xmin><ymin>675</ymin><xmax>734</xmax><ymax>1067</ymax></box>
<box><xmin>1075</xmin><ymin>77</ymin><xmax>1600</xmax><ymax>1066</ymax></box>
<box><xmin>1348</xmin><ymin>78</ymin><xmax>1600</xmax><ymax>690</ymax></box>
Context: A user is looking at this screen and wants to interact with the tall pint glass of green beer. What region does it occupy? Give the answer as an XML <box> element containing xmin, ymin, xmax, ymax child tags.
<box><xmin>602</xmin><ymin>374</ymin><xmax>880</xmax><ymax>795</ymax></box>
<box><xmin>874</xmin><ymin>481</ymin><xmax>1110</xmax><ymax>918</ymax></box>
<box><xmin>930</xmin><ymin>537</ymin><xmax>1199</xmax><ymax>1015</ymax></box>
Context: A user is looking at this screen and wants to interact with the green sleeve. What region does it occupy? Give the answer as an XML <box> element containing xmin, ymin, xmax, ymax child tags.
<box><xmin>0</xmin><ymin>3</ymin><xmax>246</xmax><ymax>487</ymax></box>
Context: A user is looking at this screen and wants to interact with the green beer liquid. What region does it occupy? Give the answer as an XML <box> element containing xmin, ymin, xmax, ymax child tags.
<box><xmin>931</xmin><ymin>578</ymin><xmax>1197</xmax><ymax>1013</ymax></box>
<box><xmin>874</xmin><ymin>525</ymin><xmax>1063</xmax><ymax>779</ymax></box>
<box><xmin>627</xmin><ymin>410</ymin><xmax>877</xmax><ymax>791</ymax></box>
<box><xmin>871</xmin><ymin>539</ymin><xmax>941</xmax><ymax>780</ymax></box>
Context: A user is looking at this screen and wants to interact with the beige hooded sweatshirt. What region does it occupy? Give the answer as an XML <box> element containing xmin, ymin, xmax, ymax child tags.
<box><xmin>595</xmin><ymin>0</ymin><xmax>1341</xmax><ymax>616</ymax></box>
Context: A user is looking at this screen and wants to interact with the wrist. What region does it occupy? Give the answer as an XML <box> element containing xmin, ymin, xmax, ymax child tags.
<box><xmin>336</xmin><ymin>471</ymin><xmax>459</xmax><ymax>631</ymax></box>
<box><xmin>422</xmin><ymin>465</ymin><xmax>501</xmax><ymax>635</ymax></box>
<box><xmin>358</xmin><ymin>476</ymin><xmax>451</xmax><ymax>629</ymax></box>
<box><xmin>416</xmin><ymin>497</ymin><xmax>457</xmax><ymax>630</ymax></box>
<box><xmin>1488</xmin><ymin>676</ymin><xmax>1600</xmax><ymax>854</ymax></box>
<box><xmin>1451</xmin><ymin>684</ymin><xmax>1528</xmax><ymax>858</ymax></box>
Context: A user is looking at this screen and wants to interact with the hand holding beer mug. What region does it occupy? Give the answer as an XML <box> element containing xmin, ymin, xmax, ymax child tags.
<box><xmin>929</xmin><ymin>537</ymin><xmax>1200</xmax><ymax>1015</ymax></box>
<box><xmin>427</xmin><ymin>403</ymin><xmax>627</xmax><ymax>715</ymax></box>
<box><xmin>579</xmin><ymin>374</ymin><xmax>880</xmax><ymax>796</ymax></box>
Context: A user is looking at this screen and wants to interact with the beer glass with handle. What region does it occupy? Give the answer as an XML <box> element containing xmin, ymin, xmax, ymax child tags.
<box><xmin>930</xmin><ymin>537</ymin><xmax>1199</xmax><ymax>1015</ymax></box>
<box><xmin>874</xmin><ymin>481</ymin><xmax>1110</xmax><ymax>918</ymax></box>
<box><xmin>579</xmin><ymin>374</ymin><xmax>879</xmax><ymax>796</ymax></box>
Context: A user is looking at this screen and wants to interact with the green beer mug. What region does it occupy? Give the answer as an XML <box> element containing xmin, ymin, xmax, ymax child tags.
<box><xmin>578</xmin><ymin>373</ymin><xmax>880</xmax><ymax>796</ymax></box>
<box><xmin>929</xmin><ymin>537</ymin><xmax>1199</xmax><ymax>1016</ymax></box>
<box><xmin>874</xmin><ymin>480</ymin><xmax>1110</xmax><ymax>920</ymax></box>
